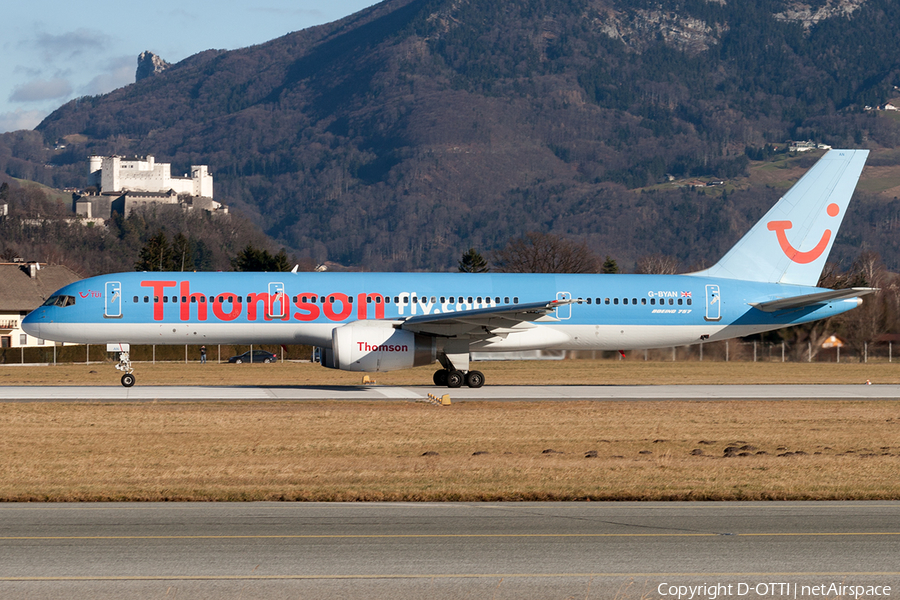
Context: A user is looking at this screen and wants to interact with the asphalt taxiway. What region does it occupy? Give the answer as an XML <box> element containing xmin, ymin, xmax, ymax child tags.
<box><xmin>1</xmin><ymin>502</ymin><xmax>897</xmax><ymax>599</ymax></box>
<box><xmin>0</xmin><ymin>383</ymin><xmax>898</xmax><ymax>401</ymax></box>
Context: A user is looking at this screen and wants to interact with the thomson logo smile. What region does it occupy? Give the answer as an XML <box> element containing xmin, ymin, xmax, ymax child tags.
<box><xmin>767</xmin><ymin>202</ymin><xmax>840</xmax><ymax>264</ymax></box>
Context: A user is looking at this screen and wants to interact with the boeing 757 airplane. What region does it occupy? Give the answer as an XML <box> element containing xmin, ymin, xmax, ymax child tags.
<box><xmin>23</xmin><ymin>149</ymin><xmax>873</xmax><ymax>388</ymax></box>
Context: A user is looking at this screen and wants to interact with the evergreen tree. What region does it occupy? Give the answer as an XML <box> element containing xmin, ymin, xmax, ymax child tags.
<box><xmin>134</xmin><ymin>231</ymin><xmax>173</xmax><ymax>271</ymax></box>
<box><xmin>601</xmin><ymin>256</ymin><xmax>619</xmax><ymax>274</ymax></box>
<box><xmin>231</xmin><ymin>244</ymin><xmax>292</xmax><ymax>272</ymax></box>
<box><xmin>458</xmin><ymin>247</ymin><xmax>489</xmax><ymax>272</ymax></box>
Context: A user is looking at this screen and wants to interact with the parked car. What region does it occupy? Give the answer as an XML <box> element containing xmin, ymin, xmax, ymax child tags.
<box><xmin>228</xmin><ymin>350</ymin><xmax>277</xmax><ymax>364</ymax></box>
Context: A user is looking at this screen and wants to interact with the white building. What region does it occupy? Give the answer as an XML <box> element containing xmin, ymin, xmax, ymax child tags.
<box><xmin>88</xmin><ymin>155</ymin><xmax>214</xmax><ymax>198</ymax></box>
<box><xmin>78</xmin><ymin>155</ymin><xmax>225</xmax><ymax>218</ymax></box>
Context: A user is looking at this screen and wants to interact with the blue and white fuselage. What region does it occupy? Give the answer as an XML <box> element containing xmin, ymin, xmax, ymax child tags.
<box><xmin>22</xmin><ymin>149</ymin><xmax>875</xmax><ymax>388</ymax></box>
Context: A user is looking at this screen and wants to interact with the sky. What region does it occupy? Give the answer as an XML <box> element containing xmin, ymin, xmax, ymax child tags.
<box><xmin>0</xmin><ymin>0</ymin><xmax>382</xmax><ymax>134</ymax></box>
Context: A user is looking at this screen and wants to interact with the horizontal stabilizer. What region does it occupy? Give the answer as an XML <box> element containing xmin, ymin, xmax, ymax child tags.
<box><xmin>749</xmin><ymin>287</ymin><xmax>877</xmax><ymax>313</ymax></box>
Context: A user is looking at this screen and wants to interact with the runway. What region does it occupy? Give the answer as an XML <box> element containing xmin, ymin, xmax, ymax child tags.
<box><xmin>0</xmin><ymin>502</ymin><xmax>897</xmax><ymax>599</ymax></box>
<box><xmin>1</xmin><ymin>383</ymin><xmax>899</xmax><ymax>401</ymax></box>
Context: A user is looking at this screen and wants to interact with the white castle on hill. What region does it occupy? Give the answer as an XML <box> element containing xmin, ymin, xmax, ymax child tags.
<box><xmin>75</xmin><ymin>155</ymin><xmax>227</xmax><ymax>219</ymax></box>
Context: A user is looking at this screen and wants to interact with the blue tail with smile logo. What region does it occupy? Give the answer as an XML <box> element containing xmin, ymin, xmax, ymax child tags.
<box><xmin>691</xmin><ymin>149</ymin><xmax>869</xmax><ymax>286</ymax></box>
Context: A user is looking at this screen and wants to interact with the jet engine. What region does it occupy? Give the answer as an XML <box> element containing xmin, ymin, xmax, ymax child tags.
<box><xmin>329</xmin><ymin>321</ymin><xmax>436</xmax><ymax>372</ymax></box>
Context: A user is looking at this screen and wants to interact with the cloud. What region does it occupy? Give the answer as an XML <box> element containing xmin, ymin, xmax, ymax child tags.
<box><xmin>0</xmin><ymin>109</ymin><xmax>48</xmax><ymax>133</ymax></box>
<box><xmin>9</xmin><ymin>78</ymin><xmax>73</xmax><ymax>103</ymax></box>
<box><xmin>79</xmin><ymin>55</ymin><xmax>135</xmax><ymax>96</ymax></box>
<box><xmin>34</xmin><ymin>28</ymin><xmax>105</xmax><ymax>62</ymax></box>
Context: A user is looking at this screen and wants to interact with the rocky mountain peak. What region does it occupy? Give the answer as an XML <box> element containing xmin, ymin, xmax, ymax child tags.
<box><xmin>136</xmin><ymin>51</ymin><xmax>171</xmax><ymax>82</ymax></box>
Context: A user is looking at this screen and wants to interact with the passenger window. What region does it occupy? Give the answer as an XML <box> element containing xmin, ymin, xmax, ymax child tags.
<box><xmin>650</xmin><ymin>298</ymin><xmax>655</xmax><ymax>305</ymax></box>
<box><xmin>431</xmin><ymin>296</ymin><xmax>437</xmax><ymax>303</ymax></box>
<box><xmin>513</xmin><ymin>297</ymin><xmax>519</xmax><ymax>303</ymax></box>
<box><xmin>154</xmin><ymin>296</ymin><xmax>159</xmax><ymax>303</ymax></box>
<box><xmin>614</xmin><ymin>298</ymin><xmax>619</xmax><ymax>305</ymax></box>
<box><xmin>133</xmin><ymin>296</ymin><xmax>138</xmax><ymax>303</ymax></box>
<box><xmin>320</xmin><ymin>296</ymin><xmax>326</xmax><ymax>303</ymax></box>
<box><xmin>641</xmin><ymin>298</ymin><xmax>647</xmax><ymax>305</ymax></box>
<box><xmin>633</xmin><ymin>298</ymin><xmax>637</xmax><ymax>305</ymax></box>
<box><xmin>623</xmin><ymin>298</ymin><xmax>628</xmax><ymax>305</ymax></box>
<box><xmin>495</xmin><ymin>297</ymin><xmax>500</xmax><ymax>304</ymax></box>
<box><xmin>668</xmin><ymin>298</ymin><xmax>674</xmax><ymax>305</ymax></box>
<box><xmin>477</xmin><ymin>297</ymin><xmax>482</xmax><ymax>303</ymax></box>
<box><xmin>687</xmin><ymin>299</ymin><xmax>692</xmax><ymax>305</ymax></box>
<box><xmin>586</xmin><ymin>298</ymin><xmax>592</xmax><ymax>304</ymax></box>
<box><xmin>678</xmin><ymin>298</ymin><xmax>683</xmax><ymax>305</ymax></box>
<box><xmin>376</xmin><ymin>296</ymin><xmax>382</xmax><ymax>303</ymax></box>
<box><xmin>182</xmin><ymin>296</ymin><xmax>187</xmax><ymax>303</ymax></box>
<box><xmin>604</xmin><ymin>298</ymin><xmax>609</xmax><ymax>305</ymax></box>
<box><xmin>440</xmin><ymin>297</ymin><xmax>446</xmax><ymax>303</ymax></box>
<box><xmin>468</xmin><ymin>297</ymin><xmax>473</xmax><ymax>303</ymax></box>
<box><xmin>504</xmin><ymin>297</ymin><xmax>509</xmax><ymax>304</ymax></box>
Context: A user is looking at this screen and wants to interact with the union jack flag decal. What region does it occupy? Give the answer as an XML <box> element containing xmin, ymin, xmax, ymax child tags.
<box><xmin>681</xmin><ymin>291</ymin><xmax>692</xmax><ymax>298</ymax></box>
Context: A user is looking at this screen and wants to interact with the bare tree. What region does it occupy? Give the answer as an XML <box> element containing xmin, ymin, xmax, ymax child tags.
<box><xmin>838</xmin><ymin>251</ymin><xmax>889</xmax><ymax>356</ymax></box>
<box><xmin>493</xmin><ymin>232</ymin><xmax>598</xmax><ymax>273</ymax></box>
<box><xmin>635</xmin><ymin>253</ymin><xmax>680</xmax><ymax>274</ymax></box>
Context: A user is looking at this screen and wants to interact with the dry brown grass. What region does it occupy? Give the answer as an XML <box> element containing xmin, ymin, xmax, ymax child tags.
<box><xmin>1</xmin><ymin>399</ymin><xmax>897</xmax><ymax>502</ymax></box>
<box><xmin>1</xmin><ymin>359</ymin><xmax>899</xmax><ymax>386</ymax></box>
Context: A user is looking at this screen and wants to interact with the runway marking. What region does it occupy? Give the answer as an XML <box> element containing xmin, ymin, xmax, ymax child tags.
<box><xmin>2</xmin><ymin>572</ymin><xmax>899</xmax><ymax>582</ymax></box>
<box><xmin>2</xmin><ymin>532</ymin><xmax>899</xmax><ymax>540</ymax></box>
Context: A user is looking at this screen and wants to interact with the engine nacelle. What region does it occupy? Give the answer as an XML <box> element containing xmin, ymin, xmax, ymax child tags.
<box><xmin>332</xmin><ymin>321</ymin><xmax>436</xmax><ymax>372</ymax></box>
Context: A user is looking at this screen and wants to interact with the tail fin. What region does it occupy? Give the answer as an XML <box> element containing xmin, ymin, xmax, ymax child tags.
<box><xmin>691</xmin><ymin>149</ymin><xmax>869</xmax><ymax>286</ymax></box>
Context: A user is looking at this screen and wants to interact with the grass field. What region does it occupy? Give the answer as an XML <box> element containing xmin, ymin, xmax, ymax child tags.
<box><xmin>1</xmin><ymin>360</ymin><xmax>898</xmax><ymax>502</ymax></box>
<box><xmin>1</xmin><ymin>358</ymin><xmax>899</xmax><ymax>386</ymax></box>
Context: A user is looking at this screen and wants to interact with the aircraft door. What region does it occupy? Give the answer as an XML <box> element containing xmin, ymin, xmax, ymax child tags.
<box><xmin>105</xmin><ymin>281</ymin><xmax>122</xmax><ymax>319</ymax></box>
<box><xmin>268</xmin><ymin>282</ymin><xmax>286</xmax><ymax>319</ymax></box>
<box><xmin>705</xmin><ymin>284</ymin><xmax>721</xmax><ymax>322</ymax></box>
<box><xmin>555</xmin><ymin>291</ymin><xmax>572</xmax><ymax>320</ymax></box>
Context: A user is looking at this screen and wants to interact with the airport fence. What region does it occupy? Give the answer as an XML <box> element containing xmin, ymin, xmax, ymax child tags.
<box><xmin>0</xmin><ymin>343</ymin><xmax>314</xmax><ymax>366</ymax></box>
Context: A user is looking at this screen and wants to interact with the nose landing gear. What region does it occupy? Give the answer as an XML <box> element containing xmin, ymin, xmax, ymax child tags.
<box><xmin>115</xmin><ymin>351</ymin><xmax>136</xmax><ymax>387</ymax></box>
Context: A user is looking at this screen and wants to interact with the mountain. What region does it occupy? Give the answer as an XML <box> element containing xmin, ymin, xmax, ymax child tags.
<box><xmin>5</xmin><ymin>0</ymin><xmax>900</xmax><ymax>271</ymax></box>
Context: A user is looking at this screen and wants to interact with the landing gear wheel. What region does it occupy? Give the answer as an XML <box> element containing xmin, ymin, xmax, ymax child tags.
<box><xmin>433</xmin><ymin>369</ymin><xmax>449</xmax><ymax>386</ymax></box>
<box><xmin>446</xmin><ymin>370</ymin><xmax>464</xmax><ymax>388</ymax></box>
<box><xmin>121</xmin><ymin>373</ymin><xmax>136</xmax><ymax>388</ymax></box>
<box><xmin>465</xmin><ymin>370</ymin><xmax>485</xmax><ymax>388</ymax></box>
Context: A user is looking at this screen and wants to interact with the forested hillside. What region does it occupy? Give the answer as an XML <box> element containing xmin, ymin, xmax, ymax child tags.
<box><xmin>3</xmin><ymin>0</ymin><xmax>900</xmax><ymax>271</ymax></box>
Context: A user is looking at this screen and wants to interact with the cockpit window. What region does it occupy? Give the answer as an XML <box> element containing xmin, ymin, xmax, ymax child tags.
<box><xmin>42</xmin><ymin>295</ymin><xmax>76</xmax><ymax>307</ymax></box>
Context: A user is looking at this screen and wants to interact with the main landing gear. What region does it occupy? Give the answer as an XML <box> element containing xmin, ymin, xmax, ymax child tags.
<box><xmin>115</xmin><ymin>351</ymin><xmax>136</xmax><ymax>387</ymax></box>
<box><xmin>433</xmin><ymin>368</ymin><xmax>485</xmax><ymax>388</ymax></box>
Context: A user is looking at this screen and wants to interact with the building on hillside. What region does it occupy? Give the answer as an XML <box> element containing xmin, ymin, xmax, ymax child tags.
<box><xmin>74</xmin><ymin>155</ymin><xmax>227</xmax><ymax>219</ymax></box>
<box><xmin>0</xmin><ymin>262</ymin><xmax>81</xmax><ymax>350</ymax></box>
<box><xmin>788</xmin><ymin>140</ymin><xmax>832</xmax><ymax>152</ymax></box>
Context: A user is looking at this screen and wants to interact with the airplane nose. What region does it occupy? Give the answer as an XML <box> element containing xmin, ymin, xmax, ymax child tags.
<box><xmin>21</xmin><ymin>310</ymin><xmax>43</xmax><ymax>338</ymax></box>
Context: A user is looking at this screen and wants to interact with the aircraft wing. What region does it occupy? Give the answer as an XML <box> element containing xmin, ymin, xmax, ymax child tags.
<box><xmin>399</xmin><ymin>299</ymin><xmax>575</xmax><ymax>338</ymax></box>
<box><xmin>749</xmin><ymin>287</ymin><xmax>877</xmax><ymax>313</ymax></box>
